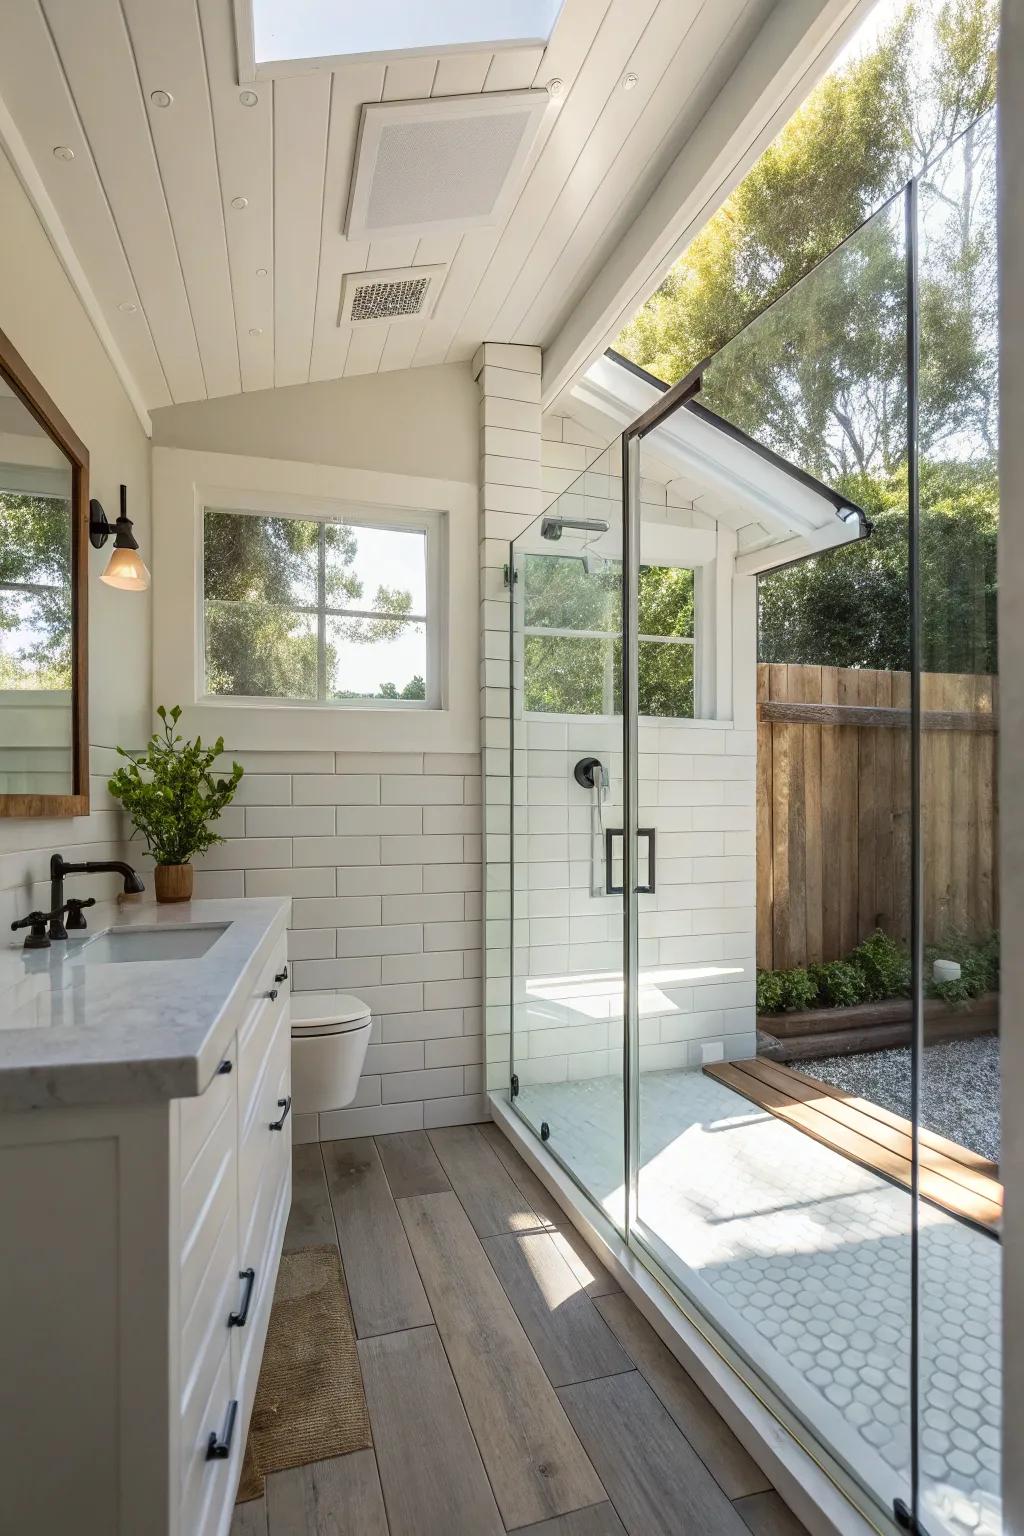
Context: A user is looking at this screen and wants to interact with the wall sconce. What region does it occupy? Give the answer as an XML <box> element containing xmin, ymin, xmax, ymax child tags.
<box><xmin>89</xmin><ymin>484</ymin><xmax>150</xmax><ymax>591</ymax></box>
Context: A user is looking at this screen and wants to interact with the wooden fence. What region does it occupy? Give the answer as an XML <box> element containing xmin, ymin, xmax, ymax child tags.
<box><xmin>756</xmin><ymin>663</ymin><xmax>998</xmax><ymax>972</ymax></box>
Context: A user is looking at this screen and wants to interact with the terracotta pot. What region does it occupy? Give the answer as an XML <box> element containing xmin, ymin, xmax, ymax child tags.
<box><xmin>155</xmin><ymin>863</ymin><xmax>193</xmax><ymax>903</ymax></box>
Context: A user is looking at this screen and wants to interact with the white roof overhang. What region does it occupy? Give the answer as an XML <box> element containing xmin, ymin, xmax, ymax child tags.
<box><xmin>566</xmin><ymin>351</ymin><xmax>868</xmax><ymax>575</ymax></box>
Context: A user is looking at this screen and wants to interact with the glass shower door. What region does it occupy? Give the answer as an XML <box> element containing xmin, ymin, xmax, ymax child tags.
<box><xmin>508</xmin><ymin>439</ymin><xmax>629</xmax><ymax>1230</ymax></box>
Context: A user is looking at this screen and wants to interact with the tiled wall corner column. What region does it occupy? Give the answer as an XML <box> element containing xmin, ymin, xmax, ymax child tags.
<box><xmin>474</xmin><ymin>343</ymin><xmax>543</xmax><ymax>1096</ymax></box>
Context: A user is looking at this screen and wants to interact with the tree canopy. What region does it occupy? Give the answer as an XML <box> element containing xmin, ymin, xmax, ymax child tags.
<box><xmin>0</xmin><ymin>491</ymin><xmax>72</xmax><ymax>689</ymax></box>
<box><xmin>615</xmin><ymin>0</ymin><xmax>998</xmax><ymax>675</ymax></box>
<box><xmin>203</xmin><ymin>511</ymin><xmax>422</xmax><ymax>700</ymax></box>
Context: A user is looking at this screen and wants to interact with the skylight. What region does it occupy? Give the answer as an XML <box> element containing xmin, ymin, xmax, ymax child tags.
<box><xmin>250</xmin><ymin>0</ymin><xmax>565</xmax><ymax>68</ymax></box>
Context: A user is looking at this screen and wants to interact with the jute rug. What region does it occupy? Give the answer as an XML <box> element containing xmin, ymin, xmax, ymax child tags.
<box><xmin>236</xmin><ymin>1245</ymin><xmax>372</xmax><ymax>1502</ymax></box>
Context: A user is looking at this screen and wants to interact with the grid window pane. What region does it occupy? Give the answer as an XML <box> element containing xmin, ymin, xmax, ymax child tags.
<box><xmin>327</xmin><ymin>616</ymin><xmax>426</xmax><ymax>701</ymax></box>
<box><xmin>204</xmin><ymin>511</ymin><xmax>319</xmax><ymax>607</ymax></box>
<box><xmin>521</xmin><ymin>550</ymin><xmax>695</xmax><ymax>717</ymax></box>
<box><xmin>326</xmin><ymin>523</ymin><xmax>427</xmax><ymax>616</ymax></box>
<box><xmin>523</xmin><ymin>634</ymin><xmax>611</xmax><ymax>715</ymax></box>
<box><xmin>638</xmin><ymin>564</ymin><xmax>694</xmax><ymax>638</ymax></box>
<box><xmin>203</xmin><ymin>509</ymin><xmax>432</xmax><ymax>703</ymax></box>
<box><xmin>522</xmin><ymin>552</ymin><xmax>620</xmax><ymax>632</ymax></box>
<box><xmin>204</xmin><ymin>600</ymin><xmax>317</xmax><ymax>698</ymax></box>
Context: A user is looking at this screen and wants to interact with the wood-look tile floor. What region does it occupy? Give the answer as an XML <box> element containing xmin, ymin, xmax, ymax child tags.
<box><xmin>231</xmin><ymin>1124</ymin><xmax>811</xmax><ymax>1536</ymax></box>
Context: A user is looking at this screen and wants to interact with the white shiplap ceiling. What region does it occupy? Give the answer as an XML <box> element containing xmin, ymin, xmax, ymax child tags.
<box><xmin>0</xmin><ymin>0</ymin><xmax>807</xmax><ymax>420</ymax></box>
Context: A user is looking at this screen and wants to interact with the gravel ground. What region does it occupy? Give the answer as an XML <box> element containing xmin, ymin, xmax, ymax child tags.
<box><xmin>799</xmin><ymin>1033</ymin><xmax>1000</xmax><ymax>1162</ymax></box>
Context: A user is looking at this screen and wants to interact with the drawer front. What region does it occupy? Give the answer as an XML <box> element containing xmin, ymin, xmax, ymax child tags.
<box><xmin>237</xmin><ymin>938</ymin><xmax>289</xmax><ymax>1054</ymax></box>
<box><xmin>180</xmin><ymin>1342</ymin><xmax>236</xmax><ymax>1536</ymax></box>
<box><xmin>179</xmin><ymin>1037</ymin><xmax>235</xmax><ymax>1177</ymax></box>
<box><xmin>180</xmin><ymin>1092</ymin><xmax>236</xmax><ymax>1320</ymax></box>
<box><xmin>237</xmin><ymin>983</ymin><xmax>288</xmax><ymax>1139</ymax></box>
<box><xmin>181</xmin><ymin>1195</ymin><xmax>238</xmax><ymax>1412</ymax></box>
<box><xmin>238</xmin><ymin>1012</ymin><xmax>291</xmax><ymax>1234</ymax></box>
<box><xmin>231</xmin><ymin>1160</ymin><xmax>290</xmax><ymax>1433</ymax></box>
<box><xmin>233</xmin><ymin>1051</ymin><xmax>291</xmax><ymax>1382</ymax></box>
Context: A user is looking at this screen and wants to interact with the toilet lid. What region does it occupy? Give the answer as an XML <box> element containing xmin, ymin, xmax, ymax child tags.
<box><xmin>290</xmin><ymin>991</ymin><xmax>372</xmax><ymax>1034</ymax></box>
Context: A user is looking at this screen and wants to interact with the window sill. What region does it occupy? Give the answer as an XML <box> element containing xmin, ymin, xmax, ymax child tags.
<box><xmin>171</xmin><ymin>698</ymin><xmax>476</xmax><ymax>754</ymax></box>
<box><xmin>521</xmin><ymin>711</ymin><xmax>734</xmax><ymax>730</ymax></box>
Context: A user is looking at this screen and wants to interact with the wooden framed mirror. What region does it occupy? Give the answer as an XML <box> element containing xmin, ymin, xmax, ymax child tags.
<box><xmin>0</xmin><ymin>325</ymin><xmax>88</xmax><ymax>818</ymax></box>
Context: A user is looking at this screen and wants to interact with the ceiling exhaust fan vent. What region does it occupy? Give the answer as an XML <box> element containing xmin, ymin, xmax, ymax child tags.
<box><xmin>339</xmin><ymin>265</ymin><xmax>447</xmax><ymax>327</ymax></box>
<box><xmin>345</xmin><ymin>91</ymin><xmax>549</xmax><ymax>239</ymax></box>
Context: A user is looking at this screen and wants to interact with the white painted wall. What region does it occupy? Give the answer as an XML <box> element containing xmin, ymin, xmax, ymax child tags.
<box><xmin>150</xmin><ymin>363</ymin><xmax>479</xmax><ymax>485</ymax></box>
<box><xmin>0</xmin><ymin>143</ymin><xmax>150</xmax><ymax>928</ymax></box>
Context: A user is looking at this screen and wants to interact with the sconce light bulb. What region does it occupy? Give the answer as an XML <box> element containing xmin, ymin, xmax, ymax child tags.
<box><xmin>101</xmin><ymin>544</ymin><xmax>151</xmax><ymax>591</ymax></box>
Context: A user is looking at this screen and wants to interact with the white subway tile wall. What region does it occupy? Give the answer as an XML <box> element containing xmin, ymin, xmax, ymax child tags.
<box><xmin>481</xmin><ymin>404</ymin><xmax>758</xmax><ymax>1095</ymax></box>
<box><xmin>0</xmin><ymin>744</ymin><xmax>136</xmax><ymax>935</ymax></box>
<box><xmin>193</xmin><ymin>748</ymin><xmax>486</xmax><ymax>1139</ymax></box>
<box><xmin>502</xmin><ymin>714</ymin><xmax>757</xmax><ymax>1092</ymax></box>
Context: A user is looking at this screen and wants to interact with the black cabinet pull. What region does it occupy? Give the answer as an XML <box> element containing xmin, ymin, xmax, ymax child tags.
<box><xmin>228</xmin><ymin>1267</ymin><xmax>256</xmax><ymax>1327</ymax></box>
<box><xmin>206</xmin><ymin>1399</ymin><xmax>238</xmax><ymax>1461</ymax></box>
<box><xmin>267</xmin><ymin>987</ymin><xmax>279</xmax><ymax>1001</ymax></box>
<box><xmin>217</xmin><ymin>1059</ymin><xmax>233</xmax><ymax>1075</ymax></box>
<box><xmin>269</xmin><ymin>1095</ymin><xmax>292</xmax><ymax>1131</ymax></box>
<box><xmin>274</xmin><ymin>966</ymin><xmax>289</xmax><ymax>983</ymax></box>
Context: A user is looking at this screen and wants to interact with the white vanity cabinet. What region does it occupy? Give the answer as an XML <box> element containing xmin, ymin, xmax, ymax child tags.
<box><xmin>0</xmin><ymin>921</ymin><xmax>292</xmax><ymax>1536</ymax></box>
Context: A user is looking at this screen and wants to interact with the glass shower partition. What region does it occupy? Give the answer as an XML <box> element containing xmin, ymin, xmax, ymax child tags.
<box><xmin>623</xmin><ymin>188</ymin><xmax>915</xmax><ymax>1532</ymax></box>
<box><xmin>506</xmin><ymin>106</ymin><xmax>1000</xmax><ymax>1536</ymax></box>
<box><xmin>509</xmin><ymin>437</ymin><xmax>629</xmax><ymax>1230</ymax></box>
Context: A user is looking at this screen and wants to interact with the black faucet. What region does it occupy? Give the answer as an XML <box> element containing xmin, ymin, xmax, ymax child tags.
<box><xmin>49</xmin><ymin>853</ymin><xmax>145</xmax><ymax>939</ymax></box>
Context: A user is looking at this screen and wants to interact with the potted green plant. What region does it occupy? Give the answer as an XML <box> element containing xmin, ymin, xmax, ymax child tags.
<box><xmin>108</xmin><ymin>705</ymin><xmax>244</xmax><ymax>903</ymax></box>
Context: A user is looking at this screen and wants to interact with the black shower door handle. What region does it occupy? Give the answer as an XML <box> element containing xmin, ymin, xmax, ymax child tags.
<box><xmin>604</xmin><ymin>828</ymin><xmax>656</xmax><ymax>895</ymax></box>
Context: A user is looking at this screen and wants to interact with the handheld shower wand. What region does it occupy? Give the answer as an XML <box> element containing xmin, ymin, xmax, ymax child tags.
<box><xmin>574</xmin><ymin>757</ymin><xmax>608</xmax><ymax>897</ymax></box>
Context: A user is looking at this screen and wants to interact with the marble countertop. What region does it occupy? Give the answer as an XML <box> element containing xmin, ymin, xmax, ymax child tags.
<box><xmin>0</xmin><ymin>897</ymin><xmax>289</xmax><ymax>1112</ymax></box>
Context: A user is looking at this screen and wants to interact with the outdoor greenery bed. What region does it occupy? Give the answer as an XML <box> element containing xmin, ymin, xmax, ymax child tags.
<box><xmin>756</xmin><ymin>929</ymin><xmax>1000</xmax><ymax>1016</ymax></box>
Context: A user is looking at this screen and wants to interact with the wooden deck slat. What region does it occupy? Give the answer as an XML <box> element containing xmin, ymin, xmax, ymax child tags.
<box><xmin>705</xmin><ymin>1062</ymin><xmax>1001</xmax><ymax>1232</ymax></box>
<box><xmin>779</xmin><ymin>1061</ymin><xmax>999</xmax><ymax>1177</ymax></box>
<box><xmin>737</xmin><ymin>1058</ymin><xmax>1002</xmax><ymax>1209</ymax></box>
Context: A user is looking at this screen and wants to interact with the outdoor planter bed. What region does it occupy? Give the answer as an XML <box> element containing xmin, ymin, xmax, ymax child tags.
<box><xmin>758</xmin><ymin>991</ymin><xmax>999</xmax><ymax>1060</ymax></box>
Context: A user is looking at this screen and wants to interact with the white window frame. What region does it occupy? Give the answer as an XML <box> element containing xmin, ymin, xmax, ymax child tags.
<box><xmin>198</xmin><ymin>498</ymin><xmax>445</xmax><ymax>711</ymax></box>
<box><xmin>519</xmin><ymin>552</ymin><xmax>705</xmax><ymax>722</ymax></box>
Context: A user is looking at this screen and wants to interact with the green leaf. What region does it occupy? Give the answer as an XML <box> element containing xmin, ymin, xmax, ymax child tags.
<box><xmin>106</xmin><ymin>705</ymin><xmax>245</xmax><ymax>865</ymax></box>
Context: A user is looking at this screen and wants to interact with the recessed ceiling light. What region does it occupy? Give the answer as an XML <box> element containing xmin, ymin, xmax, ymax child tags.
<box><xmin>150</xmin><ymin>89</ymin><xmax>173</xmax><ymax>108</ymax></box>
<box><xmin>239</xmin><ymin>90</ymin><xmax>259</xmax><ymax>107</ymax></box>
<box><xmin>118</xmin><ymin>302</ymin><xmax>138</xmax><ymax>313</ymax></box>
<box><xmin>622</xmin><ymin>72</ymin><xmax>639</xmax><ymax>91</ymax></box>
<box><xmin>53</xmin><ymin>145</ymin><xmax>74</xmax><ymax>161</ymax></box>
<box><xmin>248</xmin><ymin>327</ymin><xmax>263</xmax><ymax>337</ymax></box>
<box><xmin>231</xmin><ymin>196</ymin><xmax>249</xmax><ymax>210</ymax></box>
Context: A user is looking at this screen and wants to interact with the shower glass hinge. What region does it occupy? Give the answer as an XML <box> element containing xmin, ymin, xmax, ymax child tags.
<box><xmin>510</xmin><ymin>1073</ymin><xmax>519</xmax><ymax>1098</ymax></box>
<box><xmin>893</xmin><ymin>1499</ymin><xmax>920</xmax><ymax>1532</ymax></box>
<box><xmin>503</xmin><ymin>562</ymin><xmax>518</xmax><ymax>588</ymax></box>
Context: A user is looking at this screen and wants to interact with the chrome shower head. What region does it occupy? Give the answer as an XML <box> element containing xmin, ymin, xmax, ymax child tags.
<box><xmin>540</xmin><ymin>515</ymin><xmax>609</xmax><ymax>541</ymax></box>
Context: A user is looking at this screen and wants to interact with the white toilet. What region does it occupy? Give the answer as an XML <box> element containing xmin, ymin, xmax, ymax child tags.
<box><xmin>290</xmin><ymin>991</ymin><xmax>373</xmax><ymax>1113</ymax></box>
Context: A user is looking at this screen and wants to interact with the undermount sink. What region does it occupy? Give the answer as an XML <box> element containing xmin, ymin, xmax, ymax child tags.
<box><xmin>68</xmin><ymin>923</ymin><xmax>230</xmax><ymax>964</ymax></box>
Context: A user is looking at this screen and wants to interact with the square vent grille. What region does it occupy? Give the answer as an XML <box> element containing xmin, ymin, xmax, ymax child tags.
<box><xmin>345</xmin><ymin>90</ymin><xmax>548</xmax><ymax>239</ymax></box>
<box><xmin>339</xmin><ymin>264</ymin><xmax>448</xmax><ymax>327</ymax></box>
